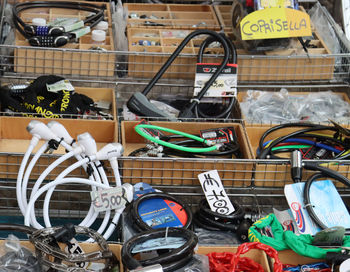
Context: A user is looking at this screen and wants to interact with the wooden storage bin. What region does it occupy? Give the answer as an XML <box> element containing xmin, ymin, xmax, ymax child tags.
<box><xmin>120</xmin><ymin>121</ymin><xmax>254</xmax><ymax>187</ymax></box>
<box><xmin>125</xmin><ymin>3</ymin><xmax>220</xmax><ymax>30</ymax></box>
<box><xmin>14</xmin><ymin>1</ymin><xmax>115</xmax><ymax>77</ymax></box>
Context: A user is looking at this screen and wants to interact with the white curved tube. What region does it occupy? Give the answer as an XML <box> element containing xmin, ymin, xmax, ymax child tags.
<box><xmin>28</xmin><ymin>151</ymin><xmax>77</xmax><ymax>229</ymax></box>
<box><xmin>17</xmin><ymin>137</ymin><xmax>38</xmax><ymax>215</ymax></box>
<box><xmin>25</xmin><ymin>178</ymin><xmax>110</xmax><ymax>227</ymax></box>
<box><xmin>21</xmin><ymin>142</ymin><xmax>48</xmax><ymax>212</ymax></box>
<box><xmin>42</xmin><ymin>158</ymin><xmax>90</xmax><ymax>228</ymax></box>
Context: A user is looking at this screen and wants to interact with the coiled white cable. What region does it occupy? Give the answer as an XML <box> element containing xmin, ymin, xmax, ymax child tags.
<box><xmin>19</xmin><ymin>121</ymin><xmax>126</xmax><ymax>240</ymax></box>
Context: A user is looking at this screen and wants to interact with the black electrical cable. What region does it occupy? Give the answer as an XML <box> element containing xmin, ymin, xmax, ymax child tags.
<box><xmin>303</xmin><ymin>163</ymin><xmax>350</xmax><ymax>230</ymax></box>
<box><xmin>130</xmin><ymin>192</ymin><xmax>192</xmax><ymax>231</ymax></box>
<box><xmin>194</xmin><ymin>198</ymin><xmax>251</xmax><ymax>242</ymax></box>
<box><xmin>121</xmin><ymin>228</ymin><xmax>198</xmax><ymax>272</ymax></box>
<box><xmin>194</xmin><ymin>198</ymin><xmax>245</xmax><ymax>231</ymax></box>
<box><xmin>195</xmin><ymin>33</ymin><xmax>237</xmax><ymax>119</ymax></box>
<box><xmin>258</xmin><ymin>123</ymin><xmax>348</xmax><ymax>159</ymax></box>
<box><xmin>126</xmin><ymin>29</ymin><xmax>231</xmax><ymax>119</ymax></box>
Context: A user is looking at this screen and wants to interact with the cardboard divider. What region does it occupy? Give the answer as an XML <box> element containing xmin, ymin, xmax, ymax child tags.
<box><xmin>14</xmin><ymin>1</ymin><xmax>115</xmax><ymax>77</ymax></box>
<box><xmin>120</xmin><ymin>121</ymin><xmax>254</xmax><ymax>187</ymax></box>
<box><xmin>125</xmin><ymin>3</ymin><xmax>220</xmax><ymax>30</ymax></box>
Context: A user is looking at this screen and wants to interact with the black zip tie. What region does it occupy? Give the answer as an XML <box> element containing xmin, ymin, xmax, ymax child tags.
<box><xmin>86</xmin><ymin>164</ymin><xmax>94</xmax><ymax>177</ymax></box>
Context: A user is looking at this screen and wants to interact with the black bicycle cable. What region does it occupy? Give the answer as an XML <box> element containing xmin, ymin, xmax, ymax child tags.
<box><xmin>258</xmin><ymin>123</ymin><xmax>347</xmax><ymax>159</ymax></box>
<box><xmin>126</xmin><ymin>29</ymin><xmax>231</xmax><ymax>119</ymax></box>
<box><xmin>121</xmin><ymin>227</ymin><xmax>198</xmax><ymax>272</ymax></box>
<box><xmin>13</xmin><ymin>1</ymin><xmax>106</xmax><ymax>47</ymax></box>
<box><xmin>195</xmin><ymin>33</ymin><xmax>237</xmax><ymax>119</ymax></box>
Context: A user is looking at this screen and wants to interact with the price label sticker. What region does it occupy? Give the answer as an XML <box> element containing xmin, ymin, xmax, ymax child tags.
<box><xmin>193</xmin><ymin>63</ymin><xmax>237</xmax><ymax>98</ymax></box>
<box><xmin>46</xmin><ymin>79</ymin><xmax>75</xmax><ymax>93</ymax></box>
<box><xmin>90</xmin><ymin>187</ymin><xmax>126</xmax><ymax>212</ymax></box>
<box><xmin>198</xmin><ymin>170</ymin><xmax>235</xmax><ymax>215</ymax></box>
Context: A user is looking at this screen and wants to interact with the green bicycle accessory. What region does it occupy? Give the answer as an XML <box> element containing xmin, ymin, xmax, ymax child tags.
<box><xmin>134</xmin><ymin>124</ymin><xmax>219</xmax><ymax>153</ymax></box>
<box><xmin>248</xmin><ymin>213</ymin><xmax>350</xmax><ymax>259</ymax></box>
<box><xmin>248</xmin><ymin>214</ymin><xmax>288</xmax><ymax>251</ymax></box>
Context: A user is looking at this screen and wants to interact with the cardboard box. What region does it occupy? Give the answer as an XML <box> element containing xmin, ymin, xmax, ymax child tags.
<box><xmin>245</xmin><ymin>125</ymin><xmax>350</xmax><ymax>187</ymax></box>
<box><xmin>127</xmin><ymin>4</ymin><xmax>334</xmax><ymax>81</ymax></box>
<box><xmin>214</xmin><ymin>5</ymin><xmax>335</xmax><ymax>81</ymax></box>
<box><xmin>14</xmin><ymin>1</ymin><xmax>115</xmax><ymax>77</ymax></box>
<box><xmin>270</xmin><ymin>249</ymin><xmax>324</xmax><ymax>270</ymax></box>
<box><xmin>197</xmin><ymin>246</ymin><xmax>271</xmax><ymax>272</ymax></box>
<box><xmin>0</xmin><ymin>86</ymin><xmax>117</xmax><ymax>181</ymax></box>
<box><xmin>238</xmin><ymin>90</ymin><xmax>350</xmax><ymax>126</ymax></box>
<box><xmin>120</xmin><ymin>121</ymin><xmax>254</xmax><ymax>187</ymax></box>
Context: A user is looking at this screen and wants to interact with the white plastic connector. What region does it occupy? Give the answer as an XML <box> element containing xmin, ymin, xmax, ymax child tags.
<box><xmin>47</xmin><ymin>121</ymin><xmax>74</xmax><ymax>145</ymax></box>
<box><xmin>26</xmin><ymin>120</ymin><xmax>57</xmax><ymax>141</ymax></box>
<box><xmin>95</xmin><ymin>143</ymin><xmax>124</xmax><ymax>161</ymax></box>
<box><xmin>122</xmin><ymin>183</ymin><xmax>134</xmax><ymax>203</ymax></box>
<box><xmin>77</xmin><ymin>132</ymin><xmax>97</xmax><ymax>156</ymax></box>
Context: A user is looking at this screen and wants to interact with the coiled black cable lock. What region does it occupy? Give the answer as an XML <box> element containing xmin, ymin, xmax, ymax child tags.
<box><xmin>121</xmin><ymin>228</ymin><xmax>198</xmax><ymax>272</ymax></box>
<box><xmin>127</xmin><ymin>30</ymin><xmax>236</xmax><ymax>120</ymax></box>
<box><xmin>13</xmin><ymin>1</ymin><xmax>106</xmax><ymax>47</ymax></box>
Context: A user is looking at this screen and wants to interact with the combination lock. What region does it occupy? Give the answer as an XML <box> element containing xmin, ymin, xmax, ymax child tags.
<box><xmin>28</xmin><ymin>35</ymin><xmax>69</xmax><ymax>47</ymax></box>
<box><xmin>24</xmin><ymin>25</ymin><xmax>65</xmax><ymax>36</ymax></box>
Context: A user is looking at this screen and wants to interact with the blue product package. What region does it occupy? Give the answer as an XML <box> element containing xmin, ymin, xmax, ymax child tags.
<box><xmin>138</xmin><ymin>198</ymin><xmax>188</xmax><ymax>229</ymax></box>
<box><xmin>284</xmin><ymin>179</ymin><xmax>350</xmax><ymax>235</ymax></box>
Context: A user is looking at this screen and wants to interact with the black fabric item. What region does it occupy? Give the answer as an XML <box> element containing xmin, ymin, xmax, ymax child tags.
<box><xmin>0</xmin><ymin>75</ymin><xmax>96</xmax><ymax>118</ymax></box>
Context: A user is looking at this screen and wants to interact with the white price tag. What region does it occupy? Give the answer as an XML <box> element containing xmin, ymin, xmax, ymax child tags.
<box><xmin>193</xmin><ymin>63</ymin><xmax>237</xmax><ymax>98</ymax></box>
<box><xmin>90</xmin><ymin>187</ymin><xmax>126</xmax><ymax>212</ymax></box>
<box><xmin>46</xmin><ymin>79</ymin><xmax>75</xmax><ymax>93</ymax></box>
<box><xmin>198</xmin><ymin>170</ymin><xmax>235</xmax><ymax>215</ymax></box>
<box><xmin>65</xmin><ymin>238</ymin><xmax>89</xmax><ymax>269</ymax></box>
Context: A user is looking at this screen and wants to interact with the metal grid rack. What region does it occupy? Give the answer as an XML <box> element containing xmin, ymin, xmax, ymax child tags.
<box><xmin>0</xmin><ymin>0</ymin><xmax>349</xmax><ymax>84</ymax></box>
<box><xmin>1</xmin><ymin>153</ymin><xmax>350</xmax><ymax>226</ymax></box>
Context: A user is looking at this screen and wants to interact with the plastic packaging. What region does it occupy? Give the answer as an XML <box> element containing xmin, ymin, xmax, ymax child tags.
<box><xmin>240</xmin><ymin>89</ymin><xmax>350</xmax><ymax>124</ymax></box>
<box><xmin>0</xmin><ymin>235</ymin><xmax>41</xmax><ymax>271</ymax></box>
<box><xmin>309</xmin><ymin>3</ymin><xmax>341</xmax><ymax>57</ymax></box>
<box><xmin>173</xmin><ymin>254</ymin><xmax>209</xmax><ymax>272</ymax></box>
<box><xmin>113</xmin><ymin>0</ymin><xmax>128</xmax><ymax>77</ymax></box>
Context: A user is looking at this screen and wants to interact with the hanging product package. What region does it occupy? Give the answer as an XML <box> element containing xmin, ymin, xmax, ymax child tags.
<box><xmin>0</xmin><ymin>75</ymin><xmax>101</xmax><ymax>119</ymax></box>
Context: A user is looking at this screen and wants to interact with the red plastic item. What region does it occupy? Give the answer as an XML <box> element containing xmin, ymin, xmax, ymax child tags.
<box><xmin>207</xmin><ymin>242</ymin><xmax>283</xmax><ymax>272</ymax></box>
<box><xmin>246</xmin><ymin>0</ymin><xmax>254</xmax><ymax>7</ymax></box>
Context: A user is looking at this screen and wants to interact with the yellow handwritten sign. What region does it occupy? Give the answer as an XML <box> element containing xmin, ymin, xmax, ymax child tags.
<box><xmin>240</xmin><ymin>8</ymin><xmax>312</xmax><ymax>40</ymax></box>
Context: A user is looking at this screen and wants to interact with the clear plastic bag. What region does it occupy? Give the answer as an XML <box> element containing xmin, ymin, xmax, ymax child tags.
<box><xmin>240</xmin><ymin>89</ymin><xmax>350</xmax><ymax>124</ymax></box>
<box><xmin>0</xmin><ymin>235</ymin><xmax>41</xmax><ymax>272</ymax></box>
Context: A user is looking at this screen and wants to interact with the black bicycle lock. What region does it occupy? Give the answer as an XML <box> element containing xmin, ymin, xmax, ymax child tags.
<box><xmin>126</xmin><ymin>29</ymin><xmax>233</xmax><ymax>120</ymax></box>
<box><xmin>13</xmin><ymin>1</ymin><xmax>106</xmax><ymax>47</ymax></box>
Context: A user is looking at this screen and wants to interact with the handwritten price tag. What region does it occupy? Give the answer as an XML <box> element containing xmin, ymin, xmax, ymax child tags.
<box><xmin>90</xmin><ymin>187</ymin><xmax>126</xmax><ymax>212</ymax></box>
<box><xmin>198</xmin><ymin>170</ymin><xmax>235</xmax><ymax>215</ymax></box>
